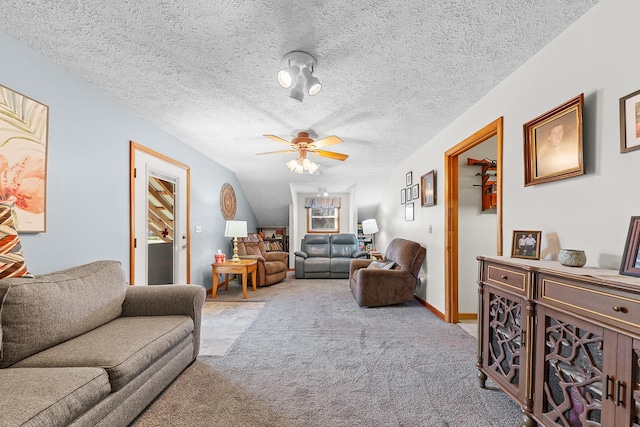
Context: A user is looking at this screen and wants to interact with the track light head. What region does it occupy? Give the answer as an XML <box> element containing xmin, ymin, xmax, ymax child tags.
<box><xmin>277</xmin><ymin>66</ymin><xmax>298</xmax><ymax>89</ymax></box>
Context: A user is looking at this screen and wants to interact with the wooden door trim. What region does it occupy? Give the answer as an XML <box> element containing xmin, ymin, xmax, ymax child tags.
<box><xmin>444</xmin><ymin>117</ymin><xmax>503</xmax><ymax>323</ymax></box>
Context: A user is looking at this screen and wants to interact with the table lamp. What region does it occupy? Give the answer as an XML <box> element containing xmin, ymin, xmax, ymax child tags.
<box><xmin>361</xmin><ymin>219</ymin><xmax>379</xmax><ymax>252</ymax></box>
<box><xmin>224</xmin><ymin>220</ymin><xmax>247</xmax><ymax>263</ymax></box>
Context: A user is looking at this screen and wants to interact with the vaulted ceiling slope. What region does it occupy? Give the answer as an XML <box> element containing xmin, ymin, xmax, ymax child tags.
<box><xmin>1</xmin><ymin>0</ymin><xmax>599</xmax><ymax>225</ymax></box>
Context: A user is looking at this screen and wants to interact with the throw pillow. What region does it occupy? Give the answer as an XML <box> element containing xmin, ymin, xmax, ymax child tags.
<box><xmin>0</xmin><ymin>201</ymin><xmax>32</xmax><ymax>279</ymax></box>
<box><xmin>366</xmin><ymin>260</ymin><xmax>395</xmax><ymax>270</ymax></box>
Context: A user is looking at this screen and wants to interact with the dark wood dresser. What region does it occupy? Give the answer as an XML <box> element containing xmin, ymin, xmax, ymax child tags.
<box><xmin>477</xmin><ymin>255</ymin><xmax>640</xmax><ymax>427</ymax></box>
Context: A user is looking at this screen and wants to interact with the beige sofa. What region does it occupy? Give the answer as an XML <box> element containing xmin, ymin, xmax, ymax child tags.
<box><xmin>0</xmin><ymin>260</ymin><xmax>206</xmax><ymax>427</ymax></box>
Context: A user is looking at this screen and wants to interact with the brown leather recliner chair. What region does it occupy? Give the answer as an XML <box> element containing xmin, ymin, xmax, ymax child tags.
<box><xmin>236</xmin><ymin>234</ymin><xmax>289</xmax><ymax>286</ymax></box>
<box><xmin>349</xmin><ymin>238</ymin><xmax>426</xmax><ymax>307</ymax></box>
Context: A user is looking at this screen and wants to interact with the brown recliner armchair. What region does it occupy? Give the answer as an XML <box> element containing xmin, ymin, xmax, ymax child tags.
<box><xmin>236</xmin><ymin>234</ymin><xmax>289</xmax><ymax>286</ymax></box>
<box><xmin>349</xmin><ymin>238</ymin><xmax>426</xmax><ymax>307</ymax></box>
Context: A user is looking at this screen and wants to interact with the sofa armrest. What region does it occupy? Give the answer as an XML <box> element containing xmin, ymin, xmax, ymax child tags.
<box><xmin>240</xmin><ymin>254</ymin><xmax>265</xmax><ymax>263</ymax></box>
<box><xmin>264</xmin><ymin>251</ymin><xmax>289</xmax><ymax>263</ymax></box>
<box><xmin>294</xmin><ymin>251</ymin><xmax>308</xmax><ymax>259</ymax></box>
<box><xmin>352</xmin><ymin>250</ymin><xmax>369</xmax><ymax>259</ymax></box>
<box><xmin>349</xmin><ymin>258</ymin><xmax>373</xmax><ymax>278</ymax></box>
<box><xmin>121</xmin><ymin>285</ymin><xmax>206</xmax><ymax>360</ymax></box>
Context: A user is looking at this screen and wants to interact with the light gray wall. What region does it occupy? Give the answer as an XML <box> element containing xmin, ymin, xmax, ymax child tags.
<box><xmin>458</xmin><ymin>138</ymin><xmax>498</xmax><ymax>314</ymax></box>
<box><xmin>376</xmin><ymin>0</ymin><xmax>638</xmax><ymax>313</ymax></box>
<box><xmin>0</xmin><ymin>32</ymin><xmax>257</xmax><ymax>289</ymax></box>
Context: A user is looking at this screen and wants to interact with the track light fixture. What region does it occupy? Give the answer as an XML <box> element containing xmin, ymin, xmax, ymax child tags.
<box><xmin>277</xmin><ymin>51</ymin><xmax>322</xmax><ymax>102</ymax></box>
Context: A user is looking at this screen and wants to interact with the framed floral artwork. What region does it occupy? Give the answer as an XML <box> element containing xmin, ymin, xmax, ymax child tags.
<box><xmin>0</xmin><ymin>85</ymin><xmax>48</xmax><ymax>232</ymax></box>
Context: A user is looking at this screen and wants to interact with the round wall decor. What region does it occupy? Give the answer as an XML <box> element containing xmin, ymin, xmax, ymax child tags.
<box><xmin>220</xmin><ymin>183</ymin><xmax>237</xmax><ymax>220</ymax></box>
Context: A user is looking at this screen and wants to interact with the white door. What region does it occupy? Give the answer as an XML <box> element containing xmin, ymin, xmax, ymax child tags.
<box><xmin>131</xmin><ymin>143</ymin><xmax>190</xmax><ymax>285</ymax></box>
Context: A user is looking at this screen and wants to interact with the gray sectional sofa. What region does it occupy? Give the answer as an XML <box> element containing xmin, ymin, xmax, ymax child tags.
<box><xmin>294</xmin><ymin>233</ymin><xmax>368</xmax><ymax>279</ymax></box>
<box><xmin>0</xmin><ymin>260</ymin><xmax>206</xmax><ymax>427</ymax></box>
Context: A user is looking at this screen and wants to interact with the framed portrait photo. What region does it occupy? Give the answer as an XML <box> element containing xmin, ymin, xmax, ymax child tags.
<box><xmin>511</xmin><ymin>230</ymin><xmax>542</xmax><ymax>260</ymax></box>
<box><xmin>619</xmin><ymin>216</ymin><xmax>640</xmax><ymax>277</ymax></box>
<box><xmin>619</xmin><ymin>89</ymin><xmax>640</xmax><ymax>153</ymax></box>
<box><xmin>524</xmin><ymin>94</ymin><xmax>584</xmax><ymax>186</ymax></box>
<box><xmin>421</xmin><ymin>170</ymin><xmax>436</xmax><ymax>207</ymax></box>
<box><xmin>406</xmin><ymin>171</ymin><xmax>412</xmax><ymax>187</ymax></box>
<box><xmin>405</xmin><ymin>202</ymin><xmax>414</xmax><ymax>221</ymax></box>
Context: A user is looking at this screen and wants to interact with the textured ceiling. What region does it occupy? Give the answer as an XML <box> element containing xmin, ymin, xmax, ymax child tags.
<box><xmin>1</xmin><ymin>0</ymin><xmax>599</xmax><ymax>226</ymax></box>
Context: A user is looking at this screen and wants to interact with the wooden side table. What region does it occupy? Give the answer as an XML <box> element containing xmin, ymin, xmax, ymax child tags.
<box><xmin>211</xmin><ymin>259</ymin><xmax>258</xmax><ymax>299</ymax></box>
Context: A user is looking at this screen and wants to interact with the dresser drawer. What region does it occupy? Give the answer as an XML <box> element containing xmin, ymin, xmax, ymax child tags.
<box><xmin>485</xmin><ymin>263</ymin><xmax>527</xmax><ymax>295</ymax></box>
<box><xmin>539</xmin><ymin>275</ymin><xmax>640</xmax><ymax>331</ymax></box>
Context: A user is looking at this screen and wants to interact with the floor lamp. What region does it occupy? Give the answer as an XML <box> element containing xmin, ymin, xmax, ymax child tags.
<box><xmin>361</xmin><ymin>219</ymin><xmax>379</xmax><ymax>253</ymax></box>
<box><xmin>224</xmin><ymin>220</ymin><xmax>247</xmax><ymax>263</ymax></box>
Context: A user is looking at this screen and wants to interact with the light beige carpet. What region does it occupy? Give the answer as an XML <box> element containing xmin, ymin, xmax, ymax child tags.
<box><xmin>199</xmin><ymin>301</ymin><xmax>265</xmax><ymax>356</ymax></box>
<box><xmin>132</xmin><ymin>278</ymin><xmax>522</xmax><ymax>426</ymax></box>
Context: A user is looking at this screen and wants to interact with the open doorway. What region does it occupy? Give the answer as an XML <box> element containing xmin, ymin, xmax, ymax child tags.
<box><xmin>444</xmin><ymin>118</ymin><xmax>503</xmax><ymax>323</ymax></box>
<box><xmin>130</xmin><ymin>141</ymin><xmax>191</xmax><ymax>285</ymax></box>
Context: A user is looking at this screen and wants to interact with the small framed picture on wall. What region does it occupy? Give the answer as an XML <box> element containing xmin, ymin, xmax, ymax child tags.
<box><xmin>401</xmin><ymin>188</ymin><xmax>406</xmax><ymax>204</ymax></box>
<box><xmin>619</xmin><ymin>89</ymin><xmax>640</xmax><ymax>153</ymax></box>
<box><xmin>405</xmin><ymin>202</ymin><xmax>414</xmax><ymax>221</ymax></box>
<box><xmin>406</xmin><ymin>171</ymin><xmax>412</xmax><ymax>187</ymax></box>
<box><xmin>421</xmin><ymin>170</ymin><xmax>436</xmax><ymax>207</ymax></box>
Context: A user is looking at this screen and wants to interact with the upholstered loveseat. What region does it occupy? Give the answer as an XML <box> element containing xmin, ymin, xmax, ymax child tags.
<box><xmin>236</xmin><ymin>233</ymin><xmax>289</xmax><ymax>286</ymax></box>
<box><xmin>294</xmin><ymin>233</ymin><xmax>368</xmax><ymax>279</ymax></box>
<box><xmin>349</xmin><ymin>237</ymin><xmax>426</xmax><ymax>307</ymax></box>
<box><xmin>0</xmin><ymin>260</ymin><xmax>205</xmax><ymax>427</ymax></box>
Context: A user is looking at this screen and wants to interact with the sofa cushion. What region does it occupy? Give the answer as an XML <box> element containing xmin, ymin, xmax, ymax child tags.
<box><xmin>13</xmin><ymin>315</ymin><xmax>194</xmax><ymax>392</ymax></box>
<box><xmin>0</xmin><ymin>367</ymin><xmax>110</xmax><ymax>427</ymax></box>
<box><xmin>366</xmin><ymin>260</ymin><xmax>396</xmax><ymax>270</ymax></box>
<box><xmin>302</xmin><ymin>234</ymin><xmax>330</xmax><ymax>257</ymax></box>
<box><xmin>0</xmin><ymin>260</ymin><xmax>128</xmax><ymax>368</ymax></box>
<box><xmin>330</xmin><ymin>233</ymin><xmax>359</xmax><ymax>258</ymax></box>
<box><xmin>0</xmin><ymin>200</ymin><xmax>32</xmax><ymax>279</ymax></box>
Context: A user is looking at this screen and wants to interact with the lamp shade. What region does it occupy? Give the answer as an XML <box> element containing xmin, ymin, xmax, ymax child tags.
<box><xmin>362</xmin><ymin>219</ymin><xmax>379</xmax><ymax>235</ymax></box>
<box><xmin>224</xmin><ymin>220</ymin><xmax>247</xmax><ymax>238</ymax></box>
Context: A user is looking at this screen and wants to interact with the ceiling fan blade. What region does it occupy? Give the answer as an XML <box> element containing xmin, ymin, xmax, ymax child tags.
<box><xmin>263</xmin><ymin>134</ymin><xmax>295</xmax><ymax>147</ymax></box>
<box><xmin>311</xmin><ymin>135</ymin><xmax>343</xmax><ymax>149</ymax></box>
<box><xmin>309</xmin><ymin>149</ymin><xmax>349</xmax><ymax>161</ymax></box>
<box><xmin>256</xmin><ymin>149</ymin><xmax>297</xmax><ymax>155</ymax></box>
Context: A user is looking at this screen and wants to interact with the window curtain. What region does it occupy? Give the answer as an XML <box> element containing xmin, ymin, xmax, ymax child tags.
<box><xmin>304</xmin><ymin>197</ymin><xmax>341</xmax><ymax>208</ymax></box>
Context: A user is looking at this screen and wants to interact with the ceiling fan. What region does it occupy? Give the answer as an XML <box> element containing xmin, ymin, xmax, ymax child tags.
<box><xmin>257</xmin><ymin>132</ymin><xmax>348</xmax><ymax>161</ymax></box>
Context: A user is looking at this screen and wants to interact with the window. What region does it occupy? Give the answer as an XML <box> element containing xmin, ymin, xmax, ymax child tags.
<box><xmin>307</xmin><ymin>207</ymin><xmax>340</xmax><ymax>233</ymax></box>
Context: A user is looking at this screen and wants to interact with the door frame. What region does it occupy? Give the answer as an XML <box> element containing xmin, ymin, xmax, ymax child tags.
<box><xmin>129</xmin><ymin>141</ymin><xmax>190</xmax><ymax>285</ymax></box>
<box><xmin>444</xmin><ymin>117</ymin><xmax>503</xmax><ymax>323</ymax></box>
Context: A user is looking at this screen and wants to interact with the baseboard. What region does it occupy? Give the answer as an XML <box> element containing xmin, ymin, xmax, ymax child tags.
<box><xmin>413</xmin><ymin>295</ymin><xmax>445</xmax><ymax>321</ymax></box>
<box><xmin>458</xmin><ymin>313</ymin><xmax>478</xmax><ymax>321</ymax></box>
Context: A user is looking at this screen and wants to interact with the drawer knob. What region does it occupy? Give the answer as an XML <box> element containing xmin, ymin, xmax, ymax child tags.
<box><xmin>501</xmin><ymin>275</ymin><xmax>508</xmax><ymax>280</ymax></box>
<box><xmin>612</xmin><ymin>306</ymin><xmax>628</xmax><ymax>313</ymax></box>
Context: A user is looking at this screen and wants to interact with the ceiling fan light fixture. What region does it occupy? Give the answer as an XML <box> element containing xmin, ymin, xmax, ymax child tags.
<box><xmin>286</xmin><ymin>159</ymin><xmax>298</xmax><ymax>171</ymax></box>
<box><xmin>306</xmin><ymin>162</ymin><xmax>319</xmax><ymax>174</ymax></box>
